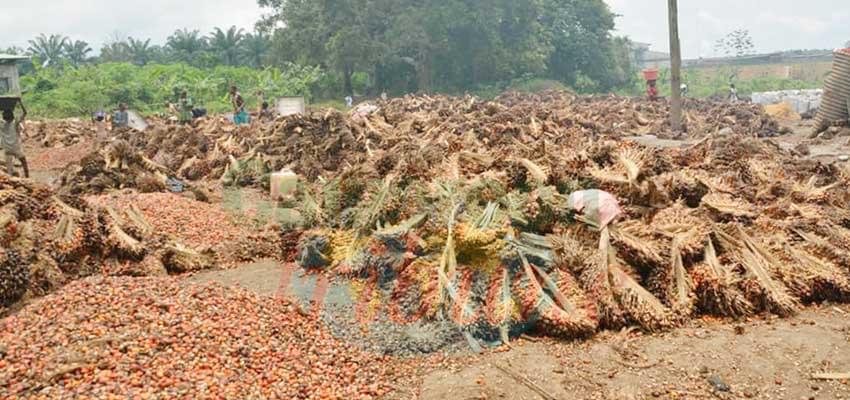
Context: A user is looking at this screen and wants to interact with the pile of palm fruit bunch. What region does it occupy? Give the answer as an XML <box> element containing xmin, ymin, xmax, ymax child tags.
<box><xmin>48</xmin><ymin>92</ymin><xmax>782</xmax><ymax>199</ymax></box>
<box><xmin>497</xmin><ymin>92</ymin><xmax>783</xmax><ymax>139</ymax></box>
<box><xmin>268</xmin><ymin>92</ymin><xmax>850</xmax><ymax>344</ymax></box>
<box><xmin>215</xmin><ymin>92</ymin><xmax>783</xmax><ymax>188</ymax></box>
<box><xmin>56</xmin><ymin>119</ymin><xmax>259</xmax><ymax>196</ymax></box>
<box><xmin>58</xmin><ymin>139</ymin><xmax>175</xmax><ymax>195</ymax></box>
<box><xmin>57</xmin><ymin>139</ymin><xmax>210</xmax><ymax>201</ymax></box>
<box><xmin>0</xmin><ymin>174</ymin><xmax>212</xmax><ymax>309</ymax></box>
<box><xmin>24</xmin><ymin>119</ymin><xmax>95</xmax><ymax>147</ymax></box>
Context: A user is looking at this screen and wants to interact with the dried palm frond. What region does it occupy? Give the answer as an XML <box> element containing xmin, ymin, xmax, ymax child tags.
<box><xmin>162</xmin><ymin>242</ymin><xmax>213</xmax><ymax>273</ymax></box>
<box><xmin>655</xmin><ymin>170</ymin><xmax>709</xmax><ymax>207</ymax></box>
<box><xmin>664</xmin><ymin>235</ymin><xmax>695</xmax><ymax>317</ymax></box>
<box><xmin>792</xmin><ymin>228</ymin><xmax>850</xmax><ymax>270</ymax></box>
<box><xmin>790</xmin><ymin>177</ymin><xmax>838</xmax><ymax>203</ymax></box>
<box><xmin>576</xmin><ymin>227</ymin><xmax>625</xmax><ymax>328</ymax></box>
<box><xmin>610</xmin><ymin>220</ymin><xmax>665</xmax><ymax>267</ymax></box>
<box><xmin>651</xmin><ymin>202</ymin><xmax>709</xmax><ymax>257</ymax></box>
<box><xmin>691</xmin><ymin>239</ymin><xmax>753</xmax><ymax>317</ymax></box>
<box><xmin>599</xmin><ymin>227</ymin><xmax>672</xmax><ymax>330</ymax></box>
<box><xmin>607</xmin><ymin>250</ymin><xmax>673</xmax><ymax>332</ymax></box>
<box><xmin>103</xmin><ymin>207</ymin><xmax>145</xmax><ymax>259</ymax></box>
<box><xmin>518</xmin><ymin>158</ymin><xmax>549</xmax><ymax>187</ymax></box>
<box><xmin>701</xmin><ymin>193</ymin><xmax>756</xmax><ymax>219</ymax></box>
<box><xmin>714</xmin><ymin>226</ymin><xmax>798</xmax><ymax>316</ymax></box>
<box><xmin>785</xmin><ymin>244</ymin><xmax>850</xmax><ymax>302</ymax></box>
<box><xmin>547</xmin><ymin>229</ymin><xmax>596</xmax><ymax>270</ymax></box>
<box><xmin>616</xmin><ymin>146</ymin><xmax>649</xmax><ymax>186</ymax></box>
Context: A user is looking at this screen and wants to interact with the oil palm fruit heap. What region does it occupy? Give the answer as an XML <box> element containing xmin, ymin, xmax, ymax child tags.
<box><xmin>0</xmin><ymin>174</ymin><xmax>212</xmax><ymax>309</ymax></box>
<box><xmin>264</xmin><ymin>92</ymin><xmax>850</xmax><ymax>345</ymax></box>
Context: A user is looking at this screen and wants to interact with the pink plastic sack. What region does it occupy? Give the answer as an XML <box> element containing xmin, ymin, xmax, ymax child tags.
<box><xmin>567</xmin><ymin>190</ymin><xmax>623</xmax><ymax>229</ymax></box>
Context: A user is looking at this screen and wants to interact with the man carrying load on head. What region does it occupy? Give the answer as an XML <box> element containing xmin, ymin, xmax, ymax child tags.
<box><xmin>2</xmin><ymin>100</ymin><xmax>29</xmax><ymax>178</ymax></box>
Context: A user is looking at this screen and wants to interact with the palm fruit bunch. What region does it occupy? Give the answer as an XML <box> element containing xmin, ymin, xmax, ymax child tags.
<box><xmin>0</xmin><ymin>248</ymin><xmax>28</xmax><ymax>307</ymax></box>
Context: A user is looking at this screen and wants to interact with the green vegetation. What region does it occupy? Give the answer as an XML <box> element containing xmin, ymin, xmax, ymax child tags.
<box><xmin>260</xmin><ymin>0</ymin><xmax>634</xmax><ymax>97</ymax></box>
<box><xmin>4</xmin><ymin>3</ymin><xmax>827</xmax><ymax>118</ymax></box>
<box><xmin>618</xmin><ymin>67</ymin><xmax>822</xmax><ymax>99</ymax></box>
<box><xmin>20</xmin><ymin>63</ymin><xmax>322</xmax><ymax>118</ymax></box>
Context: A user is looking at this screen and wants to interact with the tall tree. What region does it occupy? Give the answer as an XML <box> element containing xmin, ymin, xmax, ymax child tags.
<box><xmin>166</xmin><ymin>29</ymin><xmax>208</xmax><ymax>65</ymax></box>
<box><xmin>260</xmin><ymin>0</ymin><xmax>629</xmax><ymax>95</ymax></box>
<box><xmin>99</xmin><ymin>40</ymin><xmax>131</xmax><ymax>63</ymax></box>
<box><xmin>127</xmin><ymin>37</ymin><xmax>155</xmax><ymax>66</ymax></box>
<box><xmin>27</xmin><ymin>34</ymin><xmax>69</xmax><ymax>67</ymax></box>
<box><xmin>241</xmin><ymin>32</ymin><xmax>271</xmax><ymax>68</ymax></box>
<box><xmin>208</xmin><ymin>26</ymin><xmax>245</xmax><ymax>66</ymax></box>
<box><xmin>261</xmin><ymin>0</ymin><xmax>364</xmax><ymax>94</ymax></box>
<box><xmin>64</xmin><ymin>40</ymin><xmax>92</xmax><ymax>67</ymax></box>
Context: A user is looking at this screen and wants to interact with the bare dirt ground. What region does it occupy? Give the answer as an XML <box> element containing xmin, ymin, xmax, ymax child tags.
<box><xmin>188</xmin><ymin>261</ymin><xmax>850</xmax><ymax>400</ymax></box>
<box><xmin>416</xmin><ymin>307</ymin><xmax>850</xmax><ymax>400</ymax></box>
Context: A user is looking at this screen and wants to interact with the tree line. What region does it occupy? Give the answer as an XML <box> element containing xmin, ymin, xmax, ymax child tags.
<box><xmin>5</xmin><ymin>0</ymin><xmax>636</xmax><ymax>102</ymax></box>
<box><xmin>4</xmin><ymin>27</ymin><xmax>270</xmax><ymax>69</ymax></box>
<box><xmin>259</xmin><ymin>0</ymin><xmax>636</xmax><ymax>96</ymax></box>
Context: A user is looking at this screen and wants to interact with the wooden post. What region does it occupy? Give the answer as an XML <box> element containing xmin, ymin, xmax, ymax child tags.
<box><xmin>668</xmin><ymin>0</ymin><xmax>683</xmax><ymax>132</ymax></box>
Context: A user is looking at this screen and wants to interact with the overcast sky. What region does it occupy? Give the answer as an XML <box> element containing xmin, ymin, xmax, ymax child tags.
<box><xmin>608</xmin><ymin>0</ymin><xmax>850</xmax><ymax>58</ymax></box>
<box><xmin>1</xmin><ymin>0</ymin><xmax>848</xmax><ymax>59</ymax></box>
<box><xmin>1</xmin><ymin>1</ymin><xmax>266</xmax><ymax>51</ymax></box>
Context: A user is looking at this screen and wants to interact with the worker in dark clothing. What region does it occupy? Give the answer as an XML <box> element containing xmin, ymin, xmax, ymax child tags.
<box><xmin>178</xmin><ymin>91</ymin><xmax>194</xmax><ymax>125</ymax></box>
<box><xmin>113</xmin><ymin>103</ymin><xmax>129</xmax><ymax>129</ymax></box>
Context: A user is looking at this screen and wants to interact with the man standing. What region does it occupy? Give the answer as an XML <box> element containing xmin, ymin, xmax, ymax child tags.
<box><xmin>729</xmin><ymin>83</ymin><xmax>739</xmax><ymax>103</ymax></box>
<box><xmin>2</xmin><ymin>101</ymin><xmax>29</xmax><ymax>178</ymax></box>
<box><xmin>113</xmin><ymin>103</ymin><xmax>129</xmax><ymax>130</ymax></box>
<box><xmin>178</xmin><ymin>91</ymin><xmax>194</xmax><ymax>125</ymax></box>
<box><xmin>230</xmin><ymin>86</ymin><xmax>249</xmax><ymax>125</ymax></box>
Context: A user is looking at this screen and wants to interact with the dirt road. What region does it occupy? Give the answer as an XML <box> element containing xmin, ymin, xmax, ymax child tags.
<box><xmin>417</xmin><ymin>307</ymin><xmax>850</xmax><ymax>400</ymax></box>
<box><xmin>190</xmin><ymin>262</ymin><xmax>850</xmax><ymax>400</ymax></box>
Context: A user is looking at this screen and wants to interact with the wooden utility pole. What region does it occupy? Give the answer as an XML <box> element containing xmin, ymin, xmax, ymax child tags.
<box><xmin>668</xmin><ymin>0</ymin><xmax>683</xmax><ymax>132</ymax></box>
